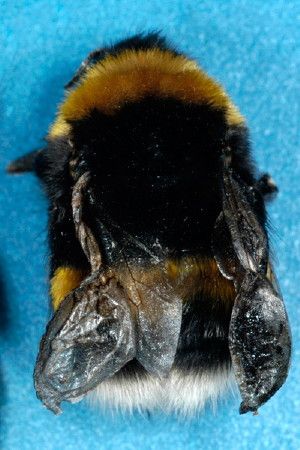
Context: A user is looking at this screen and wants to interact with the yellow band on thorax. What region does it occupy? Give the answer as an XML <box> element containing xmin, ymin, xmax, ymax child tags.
<box><xmin>48</xmin><ymin>48</ymin><xmax>245</xmax><ymax>139</ymax></box>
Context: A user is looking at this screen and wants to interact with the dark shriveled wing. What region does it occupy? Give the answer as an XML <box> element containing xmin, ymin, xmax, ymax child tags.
<box><xmin>134</xmin><ymin>280</ymin><xmax>182</xmax><ymax>376</ymax></box>
<box><xmin>229</xmin><ymin>272</ymin><xmax>291</xmax><ymax>414</ymax></box>
<box><xmin>34</xmin><ymin>276</ymin><xmax>136</xmax><ymax>414</ymax></box>
<box><xmin>221</xmin><ymin>171</ymin><xmax>268</xmax><ymax>276</ymax></box>
<box><xmin>34</xmin><ymin>272</ymin><xmax>182</xmax><ymax>414</ymax></box>
<box><xmin>213</xmin><ymin>165</ymin><xmax>291</xmax><ymax>414</ymax></box>
<box><xmin>34</xmin><ymin>172</ymin><xmax>182</xmax><ymax>414</ymax></box>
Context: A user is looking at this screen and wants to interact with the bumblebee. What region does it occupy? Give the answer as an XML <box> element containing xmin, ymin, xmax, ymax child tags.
<box><xmin>8</xmin><ymin>33</ymin><xmax>291</xmax><ymax>415</ymax></box>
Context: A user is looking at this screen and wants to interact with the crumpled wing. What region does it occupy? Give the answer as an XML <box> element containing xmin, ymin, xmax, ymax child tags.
<box><xmin>229</xmin><ymin>271</ymin><xmax>291</xmax><ymax>414</ymax></box>
<box><xmin>134</xmin><ymin>280</ymin><xmax>182</xmax><ymax>376</ymax></box>
<box><xmin>92</xmin><ymin>218</ymin><xmax>183</xmax><ymax>377</ymax></box>
<box><xmin>34</xmin><ymin>276</ymin><xmax>136</xmax><ymax>414</ymax></box>
<box><xmin>212</xmin><ymin>165</ymin><xmax>291</xmax><ymax>414</ymax></box>
<box><xmin>222</xmin><ymin>172</ymin><xmax>268</xmax><ymax>275</ymax></box>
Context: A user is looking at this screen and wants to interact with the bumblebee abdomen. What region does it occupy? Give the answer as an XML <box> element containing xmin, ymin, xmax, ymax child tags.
<box><xmin>17</xmin><ymin>33</ymin><xmax>289</xmax><ymax>416</ymax></box>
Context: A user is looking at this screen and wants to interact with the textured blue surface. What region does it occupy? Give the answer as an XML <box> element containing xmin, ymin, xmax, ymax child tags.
<box><xmin>0</xmin><ymin>1</ymin><xmax>299</xmax><ymax>449</ymax></box>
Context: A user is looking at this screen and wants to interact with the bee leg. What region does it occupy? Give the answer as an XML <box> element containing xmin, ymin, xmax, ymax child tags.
<box><xmin>6</xmin><ymin>148</ymin><xmax>44</xmax><ymax>174</ymax></box>
<box><xmin>255</xmin><ymin>173</ymin><xmax>278</xmax><ymax>201</ymax></box>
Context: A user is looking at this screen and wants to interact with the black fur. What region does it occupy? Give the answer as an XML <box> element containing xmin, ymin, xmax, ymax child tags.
<box><xmin>34</xmin><ymin>139</ymin><xmax>89</xmax><ymax>274</ymax></box>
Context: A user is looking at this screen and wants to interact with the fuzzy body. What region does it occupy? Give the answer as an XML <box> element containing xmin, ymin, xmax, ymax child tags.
<box><xmin>33</xmin><ymin>34</ymin><xmax>269</xmax><ymax>413</ymax></box>
<box><xmin>89</xmin><ymin>365</ymin><xmax>235</xmax><ymax>415</ymax></box>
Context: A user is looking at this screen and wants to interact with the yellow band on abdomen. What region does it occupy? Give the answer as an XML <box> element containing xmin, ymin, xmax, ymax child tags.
<box><xmin>50</xmin><ymin>266</ymin><xmax>86</xmax><ymax>310</ymax></box>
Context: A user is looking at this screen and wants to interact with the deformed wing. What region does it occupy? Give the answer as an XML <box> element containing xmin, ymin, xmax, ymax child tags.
<box><xmin>34</xmin><ymin>276</ymin><xmax>136</xmax><ymax>414</ymax></box>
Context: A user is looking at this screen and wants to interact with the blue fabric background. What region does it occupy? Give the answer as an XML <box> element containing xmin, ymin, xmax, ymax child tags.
<box><xmin>0</xmin><ymin>1</ymin><xmax>299</xmax><ymax>449</ymax></box>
